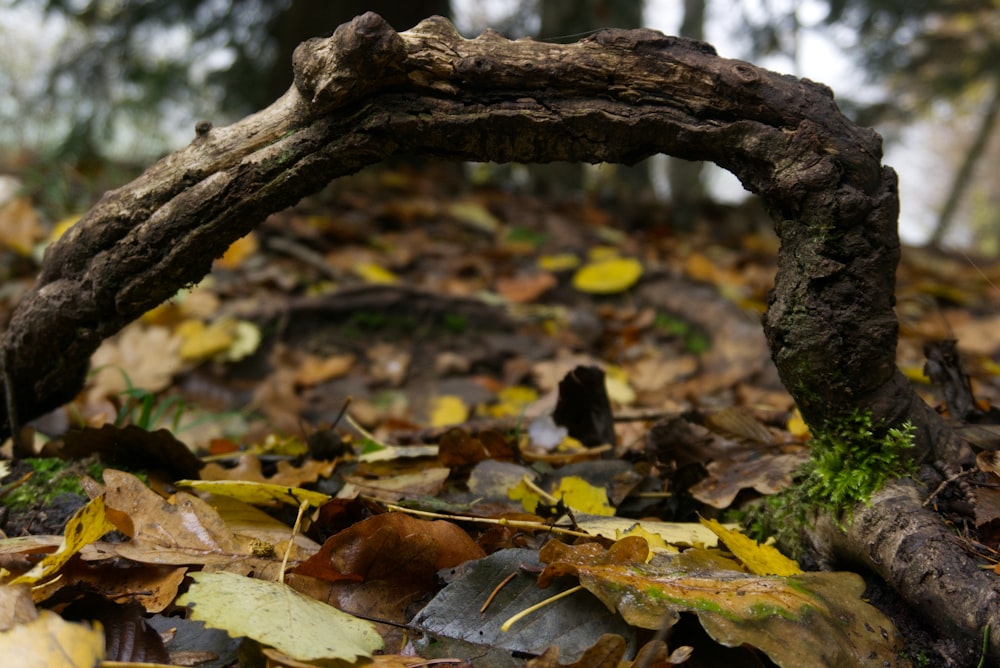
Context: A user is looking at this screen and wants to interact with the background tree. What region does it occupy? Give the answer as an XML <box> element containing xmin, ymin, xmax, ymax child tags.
<box><xmin>741</xmin><ymin>0</ymin><xmax>1000</xmax><ymax>248</ymax></box>
<box><xmin>666</xmin><ymin>0</ymin><xmax>708</xmax><ymax>229</ymax></box>
<box><xmin>530</xmin><ymin>0</ymin><xmax>647</xmax><ymax>197</ymax></box>
<box><xmin>14</xmin><ymin>0</ymin><xmax>449</xmax><ymax>164</ymax></box>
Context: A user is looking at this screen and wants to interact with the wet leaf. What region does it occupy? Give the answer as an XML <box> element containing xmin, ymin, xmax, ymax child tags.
<box><xmin>178</xmin><ymin>571</ymin><xmax>382</xmax><ymax>662</ymax></box>
<box><xmin>539</xmin><ymin>539</ymin><xmax>905</xmax><ymax>668</ymax></box>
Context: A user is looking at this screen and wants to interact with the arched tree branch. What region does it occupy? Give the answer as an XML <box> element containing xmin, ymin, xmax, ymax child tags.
<box><xmin>1</xmin><ymin>12</ymin><xmax>990</xmax><ymax>657</ymax></box>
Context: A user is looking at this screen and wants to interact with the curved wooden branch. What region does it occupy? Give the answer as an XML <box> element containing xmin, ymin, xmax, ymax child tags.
<box><xmin>1</xmin><ymin>12</ymin><xmax>990</xmax><ymax>654</ymax></box>
<box><xmin>9</xmin><ymin>13</ymin><xmax>918</xmax><ymax>444</ymax></box>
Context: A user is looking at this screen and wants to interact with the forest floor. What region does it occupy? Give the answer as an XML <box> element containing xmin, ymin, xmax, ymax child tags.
<box><xmin>2</xmin><ymin>162</ymin><xmax>1000</xmax><ymax>667</ymax></box>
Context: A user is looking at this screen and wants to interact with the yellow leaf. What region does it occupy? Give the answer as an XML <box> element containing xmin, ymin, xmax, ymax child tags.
<box><xmin>586</xmin><ymin>246</ymin><xmax>621</xmax><ymax>261</ymax></box>
<box><xmin>604</xmin><ymin>370</ymin><xmax>635</xmax><ymax>406</ymax></box>
<box><xmin>176</xmin><ymin>318</ymin><xmax>234</xmax><ymax>361</ymax></box>
<box><xmin>486</xmin><ymin>385</ymin><xmax>538</xmax><ymax>418</ymax></box>
<box><xmin>700</xmin><ymin>517</ymin><xmax>801</xmax><ymax>576</ymax></box>
<box><xmin>445</xmin><ymin>200</ymin><xmax>500</xmax><ymax>234</ymax></box>
<box><xmin>900</xmin><ymin>364</ymin><xmax>930</xmax><ymax>383</ymax></box>
<box><xmin>430</xmin><ymin>395</ymin><xmax>469</xmax><ymax>427</ymax></box>
<box><xmin>786</xmin><ymin>408</ymin><xmax>810</xmax><ymax>439</ymax></box>
<box><xmin>572</xmin><ymin>257</ymin><xmax>643</xmax><ymax>294</ymax></box>
<box><xmin>215</xmin><ymin>231</ymin><xmax>258</xmax><ymax>269</ymax></box>
<box><xmin>537</xmin><ymin>253</ymin><xmax>580</xmax><ymax>272</ymax></box>
<box><xmin>555</xmin><ymin>476</ymin><xmax>615</xmax><ymax>516</ymax></box>
<box><xmin>222</xmin><ymin>320</ymin><xmax>262</xmax><ymax>362</ymax></box>
<box><xmin>353</xmin><ymin>262</ymin><xmax>398</xmax><ymax>284</ymax></box>
<box><xmin>176</xmin><ymin>480</ymin><xmax>331</xmax><ymax>509</ymax></box>
<box><xmin>12</xmin><ymin>495</ymin><xmax>115</xmax><ymax>585</ymax></box>
<box><xmin>178</xmin><ymin>571</ymin><xmax>382</xmax><ymax>662</ymax></box>
<box><xmin>0</xmin><ymin>610</ymin><xmax>104</xmax><ymax>667</ymax></box>
<box><xmin>48</xmin><ymin>214</ymin><xmax>82</xmax><ymax>244</ymax></box>
<box><xmin>508</xmin><ymin>478</ymin><xmax>542</xmax><ymax>514</ymax></box>
<box><xmin>616</xmin><ymin>525</ymin><xmax>671</xmax><ymax>555</ymax></box>
<box><xmin>577</xmin><ymin>517</ymin><xmax>726</xmax><ymax>548</ymax></box>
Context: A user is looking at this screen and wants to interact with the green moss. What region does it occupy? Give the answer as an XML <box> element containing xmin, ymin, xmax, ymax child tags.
<box><xmin>1</xmin><ymin>458</ymin><xmax>104</xmax><ymax>511</ymax></box>
<box><xmin>654</xmin><ymin>312</ymin><xmax>711</xmax><ymax>354</ymax></box>
<box><xmin>745</xmin><ymin>410</ymin><xmax>918</xmax><ymax>555</ymax></box>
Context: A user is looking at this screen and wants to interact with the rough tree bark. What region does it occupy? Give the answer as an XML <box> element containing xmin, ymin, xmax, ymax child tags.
<box><xmin>2</xmin><ymin>12</ymin><xmax>995</xmax><ymax>659</ymax></box>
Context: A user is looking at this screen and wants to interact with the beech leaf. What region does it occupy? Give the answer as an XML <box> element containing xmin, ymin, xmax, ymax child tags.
<box><xmin>177</xmin><ymin>571</ymin><xmax>383</xmax><ymax>662</ymax></box>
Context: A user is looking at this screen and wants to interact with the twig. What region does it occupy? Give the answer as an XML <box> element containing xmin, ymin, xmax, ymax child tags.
<box><xmin>480</xmin><ymin>572</ymin><xmax>518</xmax><ymax>614</ymax></box>
<box><xmin>500</xmin><ymin>585</ymin><xmax>583</xmax><ymax>631</ymax></box>
<box><xmin>380</xmin><ymin>502</ymin><xmax>591</xmax><ymax>538</ymax></box>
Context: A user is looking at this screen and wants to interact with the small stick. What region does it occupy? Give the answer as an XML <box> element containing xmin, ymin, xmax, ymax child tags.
<box><xmin>481</xmin><ymin>572</ymin><xmax>518</xmax><ymax>613</ymax></box>
<box><xmin>500</xmin><ymin>585</ymin><xmax>583</xmax><ymax>632</ymax></box>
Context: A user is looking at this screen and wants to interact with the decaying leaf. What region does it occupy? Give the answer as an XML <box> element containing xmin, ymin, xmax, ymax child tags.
<box><xmin>413</xmin><ymin>548</ymin><xmax>634</xmax><ymax>663</ymax></box>
<box><xmin>689</xmin><ymin>450</ymin><xmax>807</xmax><ymax>509</ymax></box>
<box><xmin>178</xmin><ymin>571</ymin><xmax>383</xmax><ymax>662</ymax></box>
<box><xmin>538</xmin><ymin>538</ymin><xmax>907</xmax><ymax>668</ymax></box>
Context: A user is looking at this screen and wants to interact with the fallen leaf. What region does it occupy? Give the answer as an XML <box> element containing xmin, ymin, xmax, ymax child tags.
<box><xmin>699</xmin><ymin>517</ymin><xmax>801</xmax><ymax>576</ymax></box>
<box><xmin>353</xmin><ymin>262</ymin><xmax>399</xmax><ymax>284</ymax></box>
<box><xmin>0</xmin><ymin>610</ymin><xmax>104</xmax><ymax>667</ymax></box>
<box><xmin>215</xmin><ymin>231</ymin><xmax>258</xmax><ymax>269</ymax></box>
<box><xmin>412</xmin><ymin>548</ymin><xmax>634</xmax><ymax>664</ymax></box>
<box><xmin>293</xmin><ymin>352</ymin><xmax>355</xmax><ymax>387</ymax></box>
<box><xmin>178</xmin><ymin>571</ymin><xmax>382</xmax><ymax>662</ymax></box>
<box><xmin>88</xmin><ymin>324</ymin><xmax>183</xmax><ymax>399</ymax></box>
<box><xmin>340</xmin><ymin>467</ymin><xmax>450</xmax><ymax>502</ymax></box>
<box><xmin>11</xmin><ymin>495</ymin><xmax>115</xmax><ymax>586</ymax></box>
<box><xmin>496</xmin><ymin>272</ymin><xmax>557</xmax><ymax>303</ymax></box>
<box><xmin>0</xmin><ymin>584</ymin><xmax>37</xmax><ymax>630</ymax></box>
<box><xmin>98</xmin><ymin>469</ymin><xmax>236</xmax><ymax>553</ymax></box>
<box><xmin>554</xmin><ymin>476</ymin><xmax>615</xmax><ymax>516</ymax></box>
<box><xmin>292</xmin><ymin>513</ymin><xmax>484</xmax><ymax>588</ymax></box>
<box><xmin>430</xmin><ymin>394</ymin><xmax>469</xmax><ymax>427</ymax></box>
<box><xmin>539</xmin><ymin>539</ymin><xmax>905</xmax><ymax>668</ymax></box>
<box><xmin>176</xmin><ymin>480</ymin><xmax>330</xmax><ymax>509</ymax></box>
<box><xmin>572</xmin><ymin>257</ymin><xmax>643</xmax><ymax>294</ymax></box>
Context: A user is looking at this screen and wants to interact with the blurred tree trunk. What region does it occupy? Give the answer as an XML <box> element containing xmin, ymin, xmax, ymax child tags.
<box><xmin>667</xmin><ymin>0</ymin><xmax>707</xmax><ymax>230</ymax></box>
<box><xmin>928</xmin><ymin>76</ymin><xmax>1000</xmax><ymax>248</ymax></box>
<box><xmin>531</xmin><ymin>0</ymin><xmax>646</xmax><ymax>197</ymax></box>
<box><xmin>265</xmin><ymin>0</ymin><xmax>450</xmax><ymax>106</ymax></box>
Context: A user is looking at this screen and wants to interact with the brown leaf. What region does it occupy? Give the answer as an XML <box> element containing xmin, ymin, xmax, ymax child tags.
<box><xmin>292</xmin><ymin>513</ymin><xmax>484</xmax><ymax>588</ymax></box>
<box><xmin>97</xmin><ymin>469</ymin><xmax>236</xmax><ymax>552</ymax></box>
<box><xmin>495</xmin><ymin>271</ymin><xmax>557</xmax><ymax>303</ymax></box>
<box><xmin>43</xmin><ymin>424</ymin><xmax>203</xmax><ymax>481</ymax></box>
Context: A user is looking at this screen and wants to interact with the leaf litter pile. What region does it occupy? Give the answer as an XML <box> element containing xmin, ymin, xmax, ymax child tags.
<box><xmin>2</xmin><ymin>164</ymin><xmax>1000</xmax><ymax>667</ymax></box>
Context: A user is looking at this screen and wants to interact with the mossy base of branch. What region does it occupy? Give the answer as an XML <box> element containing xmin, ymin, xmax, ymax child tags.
<box><xmin>746</xmin><ymin>411</ymin><xmax>918</xmax><ymax>557</ymax></box>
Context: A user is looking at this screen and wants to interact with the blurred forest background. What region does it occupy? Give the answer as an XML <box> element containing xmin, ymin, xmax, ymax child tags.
<box><xmin>2</xmin><ymin>0</ymin><xmax>999</xmax><ymax>252</ymax></box>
